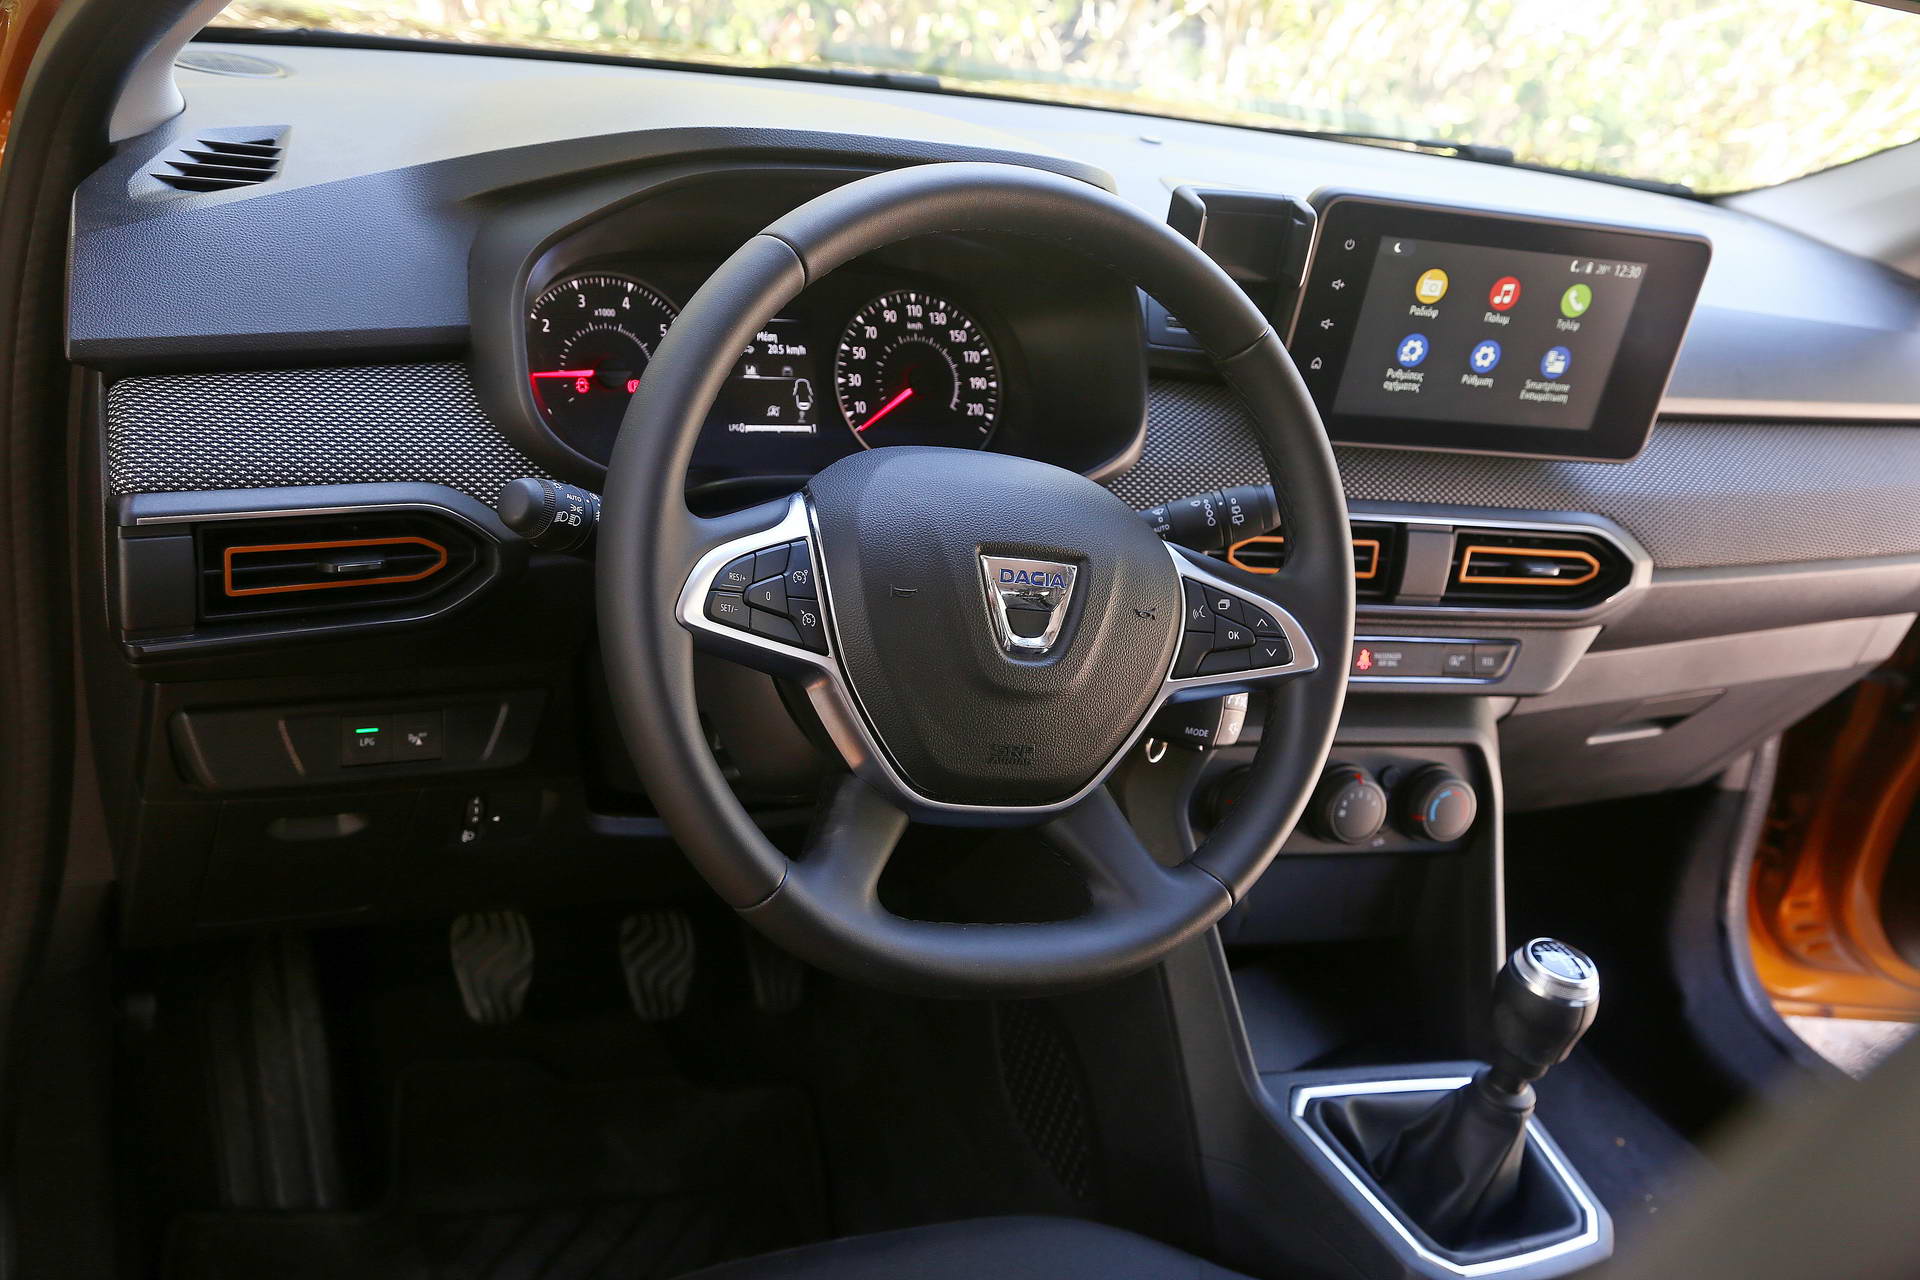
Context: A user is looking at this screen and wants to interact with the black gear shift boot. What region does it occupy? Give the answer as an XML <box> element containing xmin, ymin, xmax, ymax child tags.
<box><xmin>1304</xmin><ymin>1081</ymin><xmax>1588</xmax><ymax>1262</ymax></box>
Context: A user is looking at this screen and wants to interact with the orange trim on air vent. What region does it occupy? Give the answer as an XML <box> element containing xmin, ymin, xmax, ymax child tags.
<box><xmin>1457</xmin><ymin>544</ymin><xmax>1599</xmax><ymax>588</ymax></box>
<box><xmin>222</xmin><ymin>536</ymin><xmax>449</xmax><ymax>598</ymax></box>
<box><xmin>1227</xmin><ymin>534</ymin><xmax>1379</xmax><ymax>580</ymax></box>
<box><xmin>1226</xmin><ymin>534</ymin><xmax>1285</xmax><ymax>574</ymax></box>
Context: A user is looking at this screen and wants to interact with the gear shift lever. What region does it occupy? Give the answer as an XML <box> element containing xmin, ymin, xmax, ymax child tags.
<box><xmin>1371</xmin><ymin>938</ymin><xmax>1600</xmax><ymax>1244</ymax></box>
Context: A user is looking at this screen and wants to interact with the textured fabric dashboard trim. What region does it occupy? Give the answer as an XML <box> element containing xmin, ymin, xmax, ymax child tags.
<box><xmin>105</xmin><ymin>363</ymin><xmax>546</xmax><ymax>505</ymax></box>
<box><xmin>1122</xmin><ymin>378</ymin><xmax>1920</xmax><ymax>570</ymax></box>
<box><xmin>104</xmin><ymin>363</ymin><xmax>1920</xmax><ymax>570</ymax></box>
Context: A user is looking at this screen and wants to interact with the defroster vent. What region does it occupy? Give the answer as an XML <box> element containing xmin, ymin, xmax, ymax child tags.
<box><xmin>147</xmin><ymin>130</ymin><xmax>284</xmax><ymax>194</ymax></box>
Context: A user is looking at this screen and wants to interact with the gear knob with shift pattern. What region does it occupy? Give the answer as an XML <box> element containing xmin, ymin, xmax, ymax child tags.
<box><xmin>1490</xmin><ymin>938</ymin><xmax>1600</xmax><ymax>1093</ymax></box>
<box><xmin>1370</xmin><ymin>938</ymin><xmax>1600</xmax><ymax>1246</ymax></box>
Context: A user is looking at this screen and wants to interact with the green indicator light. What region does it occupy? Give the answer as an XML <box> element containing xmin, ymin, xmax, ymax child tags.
<box><xmin>354</xmin><ymin>726</ymin><xmax>381</xmax><ymax>735</ymax></box>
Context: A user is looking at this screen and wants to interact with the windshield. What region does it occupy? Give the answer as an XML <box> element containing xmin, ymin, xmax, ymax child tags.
<box><xmin>212</xmin><ymin>0</ymin><xmax>1920</xmax><ymax>193</ymax></box>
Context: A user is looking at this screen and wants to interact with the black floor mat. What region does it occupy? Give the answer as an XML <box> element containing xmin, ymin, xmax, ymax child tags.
<box><xmin>1531</xmin><ymin>1050</ymin><xmax>1713</xmax><ymax>1247</ymax></box>
<box><xmin>164</xmin><ymin>1061</ymin><xmax>824</xmax><ymax>1280</ymax></box>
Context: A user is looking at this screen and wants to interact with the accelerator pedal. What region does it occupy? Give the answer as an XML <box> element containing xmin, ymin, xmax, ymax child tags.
<box><xmin>620</xmin><ymin>909</ymin><xmax>696</xmax><ymax>1022</ymax></box>
<box><xmin>744</xmin><ymin>926</ymin><xmax>806</xmax><ymax>1015</ymax></box>
<box><xmin>449</xmin><ymin>910</ymin><xmax>534</xmax><ymax>1025</ymax></box>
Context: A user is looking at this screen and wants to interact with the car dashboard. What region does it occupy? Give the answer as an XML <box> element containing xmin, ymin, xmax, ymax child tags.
<box><xmin>72</xmin><ymin>38</ymin><xmax>1920</xmax><ymax>944</ymax></box>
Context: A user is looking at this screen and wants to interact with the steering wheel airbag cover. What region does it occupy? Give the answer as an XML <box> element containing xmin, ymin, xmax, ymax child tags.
<box><xmin>808</xmin><ymin>446</ymin><xmax>1182</xmax><ymax>805</ymax></box>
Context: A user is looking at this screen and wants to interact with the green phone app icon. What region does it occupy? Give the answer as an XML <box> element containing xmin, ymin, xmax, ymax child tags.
<box><xmin>1560</xmin><ymin>283</ymin><xmax>1593</xmax><ymax>318</ymax></box>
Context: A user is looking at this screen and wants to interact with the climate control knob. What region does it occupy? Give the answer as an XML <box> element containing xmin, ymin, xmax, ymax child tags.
<box><xmin>1310</xmin><ymin>764</ymin><xmax>1388</xmax><ymax>845</ymax></box>
<box><xmin>1399</xmin><ymin>767</ymin><xmax>1478</xmax><ymax>843</ymax></box>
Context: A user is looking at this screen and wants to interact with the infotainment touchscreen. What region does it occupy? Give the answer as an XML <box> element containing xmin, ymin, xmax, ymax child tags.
<box><xmin>1289</xmin><ymin>194</ymin><xmax>1710</xmax><ymax>462</ymax></box>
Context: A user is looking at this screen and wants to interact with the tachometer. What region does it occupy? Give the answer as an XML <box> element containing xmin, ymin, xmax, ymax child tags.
<box><xmin>834</xmin><ymin>290</ymin><xmax>1000</xmax><ymax>449</ymax></box>
<box><xmin>527</xmin><ymin>272</ymin><xmax>677</xmax><ymax>458</ymax></box>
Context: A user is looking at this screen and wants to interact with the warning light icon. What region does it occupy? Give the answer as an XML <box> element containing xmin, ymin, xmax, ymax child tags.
<box><xmin>1355</xmin><ymin>647</ymin><xmax>1375</xmax><ymax>672</ymax></box>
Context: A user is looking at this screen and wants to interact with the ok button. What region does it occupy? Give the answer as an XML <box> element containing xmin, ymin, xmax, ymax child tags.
<box><xmin>1215</xmin><ymin>619</ymin><xmax>1253</xmax><ymax>650</ymax></box>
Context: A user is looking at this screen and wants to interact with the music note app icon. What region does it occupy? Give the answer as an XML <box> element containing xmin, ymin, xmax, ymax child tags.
<box><xmin>1488</xmin><ymin>276</ymin><xmax>1522</xmax><ymax>311</ymax></box>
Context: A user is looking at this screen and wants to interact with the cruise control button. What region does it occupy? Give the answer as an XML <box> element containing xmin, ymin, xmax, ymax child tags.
<box><xmin>784</xmin><ymin>540</ymin><xmax>817</xmax><ymax>599</ymax></box>
<box><xmin>745</xmin><ymin>575</ymin><xmax>788</xmax><ymax>616</ymax></box>
<box><xmin>1183</xmin><ymin>582</ymin><xmax>1215</xmax><ymax>630</ymax></box>
<box><xmin>1173</xmin><ymin>630</ymin><xmax>1214</xmax><ymax>679</ymax></box>
<box><xmin>716</xmin><ymin>553</ymin><xmax>756</xmax><ymax>592</ymax></box>
<box><xmin>750</xmin><ymin>609</ymin><xmax>800</xmax><ymax>644</ymax></box>
<box><xmin>706</xmin><ymin>590</ymin><xmax>751</xmax><ymax>629</ymax></box>
<box><xmin>789</xmin><ymin>595</ymin><xmax>830</xmax><ymax>653</ymax></box>
<box><xmin>1215</xmin><ymin>619</ymin><xmax>1254</xmax><ymax>650</ymax></box>
<box><xmin>1197</xmin><ymin>648</ymin><xmax>1252</xmax><ymax>676</ymax></box>
<box><xmin>1251</xmin><ymin>634</ymin><xmax>1292</xmax><ymax>668</ymax></box>
<box><xmin>753</xmin><ymin>544</ymin><xmax>789</xmax><ymax>583</ymax></box>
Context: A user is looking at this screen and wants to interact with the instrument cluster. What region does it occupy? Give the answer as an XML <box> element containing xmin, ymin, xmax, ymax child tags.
<box><xmin>525</xmin><ymin>262</ymin><xmax>1007</xmax><ymax>489</ymax></box>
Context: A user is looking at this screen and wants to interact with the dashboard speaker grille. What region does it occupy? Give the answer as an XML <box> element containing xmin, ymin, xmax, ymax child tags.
<box><xmin>105</xmin><ymin>365</ymin><xmax>547</xmax><ymax>505</ymax></box>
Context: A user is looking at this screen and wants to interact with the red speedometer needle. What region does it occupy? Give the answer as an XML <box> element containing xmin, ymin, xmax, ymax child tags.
<box><xmin>529</xmin><ymin>369</ymin><xmax>595</xmax><ymax>379</ymax></box>
<box><xmin>857</xmin><ymin>386</ymin><xmax>915</xmax><ymax>432</ymax></box>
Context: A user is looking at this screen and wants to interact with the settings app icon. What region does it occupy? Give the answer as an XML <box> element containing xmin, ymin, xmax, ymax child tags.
<box><xmin>1395</xmin><ymin>333</ymin><xmax>1429</xmax><ymax>368</ymax></box>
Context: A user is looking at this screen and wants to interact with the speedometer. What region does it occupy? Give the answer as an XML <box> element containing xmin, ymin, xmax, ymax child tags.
<box><xmin>834</xmin><ymin>290</ymin><xmax>1000</xmax><ymax>449</ymax></box>
<box><xmin>527</xmin><ymin>272</ymin><xmax>677</xmax><ymax>459</ymax></box>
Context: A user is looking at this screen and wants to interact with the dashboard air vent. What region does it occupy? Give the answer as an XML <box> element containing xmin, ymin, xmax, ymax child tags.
<box><xmin>151</xmin><ymin>135</ymin><xmax>283</xmax><ymax>193</ymax></box>
<box><xmin>197</xmin><ymin>512</ymin><xmax>478</xmax><ymax>622</ymax></box>
<box><xmin>1441</xmin><ymin>528</ymin><xmax>1629</xmax><ymax>607</ymax></box>
<box><xmin>1224</xmin><ymin>520</ymin><xmax>1399</xmax><ymax>599</ymax></box>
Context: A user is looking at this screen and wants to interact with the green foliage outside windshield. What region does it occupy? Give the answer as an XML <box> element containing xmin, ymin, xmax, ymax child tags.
<box><xmin>217</xmin><ymin>0</ymin><xmax>1920</xmax><ymax>192</ymax></box>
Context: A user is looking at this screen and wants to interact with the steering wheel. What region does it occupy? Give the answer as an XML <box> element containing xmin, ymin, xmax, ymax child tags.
<box><xmin>598</xmin><ymin>162</ymin><xmax>1353</xmax><ymax>996</ymax></box>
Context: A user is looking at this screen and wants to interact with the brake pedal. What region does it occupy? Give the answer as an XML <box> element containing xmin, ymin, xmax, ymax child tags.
<box><xmin>449</xmin><ymin>910</ymin><xmax>534</xmax><ymax>1025</ymax></box>
<box><xmin>744</xmin><ymin>926</ymin><xmax>805</xmax><ymax>1015</ymax></box>
<box><xmin>620</xmin><ymin>910</ymin><xmax>696</xmax><ymax>1022</ymax></box>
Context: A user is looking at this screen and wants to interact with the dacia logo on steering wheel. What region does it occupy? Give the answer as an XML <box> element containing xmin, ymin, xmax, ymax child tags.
<box><xmin>979</xmin><ymin>555</ymin><xmax>1079</xmax><ymax>657</ymax></box>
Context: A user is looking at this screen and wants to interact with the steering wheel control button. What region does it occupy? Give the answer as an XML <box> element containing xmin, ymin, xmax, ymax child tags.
<box><xmin>1207</xmin><ymin>591</ymin><xmax>1244</xmax><ymax>622</ymax></box>
<box><xmin>1183</xmin><ymin>582</ymin><xmax>1215</xmax><ymax>629</ymax></box>
<box><xmin>1196</xmin><ymin>647</ymin><xmax>1251</xmax><ymax>676</ymax></box>
<box><xmin>789</xmin><ymin>596</ymin><xmax>830</xmax><ymax>653</ymax></box>
<box><xmin>1310</xmin><ymin>765</ymin><xmax>1389</xmax><ymax>845</ymax></box>
<box><xmin>783</xmin><ymin>541</ymin><xmax>817</xmax><ymax>599</ymax></box>
<box><xmin>745</xmin><ymin>575</ymin><xmax>789</xmax><ymax>616</ymax></box>
<box><xmin>1245</xmin><ymin>605</ymin><xmax>1284</xmax><ymax>635</ymax></box>
<box><xmin>1215</xmin><ymin>618</ymin><xmax>1254</xmax><ymax>650</ymax></box>
<box><xmin>705</xmin><ymin>590</ymin><xmax>751</xmax><ymax>629</ymax></box>
<box><xmin>750</xmin><ymin>608</ymin><xmax>800</xmax><ymax>644</ymax></box>
<box><xmin>716</xmin><ymin>554</ymin><xmax>757</xmax><ymax>592</ymax></box>
<box><xmin>1173</xmin><ymin>629</ymin><xmax>1214</xmax><ymax>679</ymax></box>
<box><xmin>1251</xmin><ymin>634</ymin><xmax>1292</xmax><ymax>668</ymax></box>
<box><xmin>752</xmin><ymin>545</ymin><xmax>790</xmax><ymax>584</ymax></box>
